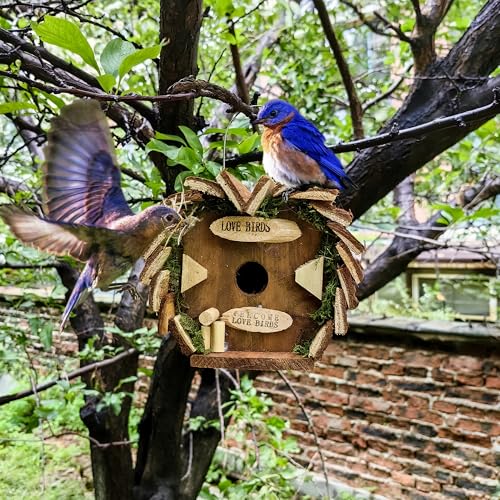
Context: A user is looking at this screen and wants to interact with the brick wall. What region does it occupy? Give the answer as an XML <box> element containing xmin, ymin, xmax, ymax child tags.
<box><xmin>255</xmin><ymin>335</ymin><xmax>499</xmax><ymax>499</ymax></box>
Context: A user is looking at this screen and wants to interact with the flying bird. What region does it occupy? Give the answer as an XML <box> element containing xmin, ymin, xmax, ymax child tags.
<box><xmin>0</xmin><ymin>100</ymin><xmax>180</xmax><ymax>331</ymax></box>
<box><xmin>253</xmin><ymin>99</ymin><xmax>353</xmax><ymax>190</ymax></box>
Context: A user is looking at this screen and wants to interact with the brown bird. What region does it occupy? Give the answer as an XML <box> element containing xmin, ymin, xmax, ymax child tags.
<box><xmin>0</xmin><ymin>100</ymin><xmax>180</xmax><ymax>330</ymax></box>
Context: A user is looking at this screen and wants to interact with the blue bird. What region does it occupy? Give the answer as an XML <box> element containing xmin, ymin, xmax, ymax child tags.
<box><xmin>253</xmin><ymin>99</ymin><xmax>353</xmax><ymax>190</ymax></box>
<box><xmin>0</xmin><ymin>100</ymin><xmax>180</xmax><ymax>331</ymax></box>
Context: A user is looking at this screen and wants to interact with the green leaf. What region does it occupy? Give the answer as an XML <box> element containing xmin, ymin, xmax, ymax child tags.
<box><xmin>145</xmin><ymin>138</ymin><xmax>178</xmax><ymax>156</ymax></box>
<box><xmin>32</xmin><ymin>16</ymin><xmax>99</xmax><ymax>72</ymax></box>
<box><xmin>97</xmin><ymin>74</ymin><xmax>116</xmax><ymax>92</ymax></box>
<box><xmin>100</xmin><ymin>38</ymin><xmax>135</xmax><ymax>76</ymax></box>
<box><xmin>118</xmin><ymin>44</ymin><xmax>162</xmax><ymax>78</ymax></box>
<box><xmin>238</xmin><ymin>133</ymin><xmax>259</xmax><ymax>154</ymax></box>
<box><xmin>174</xmin><ymin>171</ymin><xmax>192</xmax><ymax>192</ymax></box>
<box><xmin>0</xmin><ymin>101</ymin><xmax>35</xmax><ymax>114</ymax></box>
<box><xmin>179</xmin><ymin>126</ymin><xmax>203</xmax><ymax>155</ymax></box>
<box><xmin>155</xmin><ymin>132</ymin><xmax>187</xmax><ymax>146</ymax></box>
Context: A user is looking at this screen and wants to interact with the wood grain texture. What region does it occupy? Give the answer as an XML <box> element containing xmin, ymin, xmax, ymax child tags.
<box><xmin>198</xmin><ymin>307</ymin><xmax>220</xmax><ymax>326</ymax></box>
<box><xmin>294</xmin><ymin>256</ymin><xmax>324</xmax><ymax>300</ymax></box>
<box><xmin>337</xmin><ymin>266</ymin><xmax>359</xmax><ymax>309</ymax></box>
<box><xmin>221</xmin><ymin>307</ymin><xmax>293</xmax><ymax>333</ymax></box>
<box><xmin>336</xmin><ymin>241</ymin><xmax>364</xmax><ymax>284</ymax></box>
<box><xmin>216</xmin><ymin>170</ymin><xmax>251</xmax><ymax>212</ymax></box>
<box><xmin>140</xmin><ymin>246</ymin><xmax>172</xmax><ymax>284</ymax></box>
<box><xmin>289</xmin><ymin>187</ymin><xmax>339</xmax><ymax>202</ymax></box>
<box><xmin>182</xmin><ymin>211</ymin><xmax>322</xmax><ymax>352</ymax></box>
<box><xmin>309</xmin><ymin>201</ymin><xmax>353</xmax><ymax>226</ymax></box>
<box><xmin>327</xmin><ymin>221</ymin><xmax>365</xmax><ymax>254</ymax></box>
<box><xmin>171</xmin><ymin>315</ymin><xmax>196</xmax><ymax>355</ymax></box>
<box><xmin>184</xmin><ymin>176</ymin><xmax>226</xmax><ymax>198</ymax></box>
<box><xmin>190</xmin><ymin>351</ymin><xmax>315</xmax><ymax>370</ymax></box>
<box><xmin>244</xmin><ymin>176</ymin><xmax>275</xmax><ymax>216</ymax></box>
<box><xmin>181</xmin><ymin>254</ymin><xmax>208</xmax><ymax>293</ymax></box>
<box><xmin>149</xmin><ymin>270</ymin><xmax>170</xmax><ymax>312</ymax></box>
<box><xmin>210</xmin><ymin>216</ymin><xmax>302</xmax><ymax>243</ymax></box>
<box><xmin>334</xmin><ymin>287</ymin><xmax>348</xmax><ymax>335</ymax></box>
<box><xmin>309</xmin><ymin>320</ymin><xmax>333</xmax><ymax>359</ymax></box>
<box><xmin>157</xmin><ymin>292</ymin><xmax>175</xmax><ymax>336</ymax></box>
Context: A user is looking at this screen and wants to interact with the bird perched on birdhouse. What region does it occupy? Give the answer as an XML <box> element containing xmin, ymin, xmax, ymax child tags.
<box><xmin>0</xmin><ymin>100</ymin><xmax>181</xmax><ymax>331</ymax></box>
<box><xmin>254</xmin><ymin>99</ymin><xmax>353</xmax><ymax>190</ymax></box>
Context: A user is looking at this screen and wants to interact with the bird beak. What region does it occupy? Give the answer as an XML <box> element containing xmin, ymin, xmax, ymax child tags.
<box><xmin>252</xmin><ymin>117</ymin><xmax>265</xmax><ymax>125</ymax></box>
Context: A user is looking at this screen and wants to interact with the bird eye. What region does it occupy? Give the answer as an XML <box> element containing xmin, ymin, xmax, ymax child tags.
<box><xmin>164</xmin><ymin>214</ymin><xmax>175</xmax><ymax>223</ymax></box>
<box><xmin>270</xmin><ymin>110</ymin><xmax>278</xmax><ymax>118</ymax></box>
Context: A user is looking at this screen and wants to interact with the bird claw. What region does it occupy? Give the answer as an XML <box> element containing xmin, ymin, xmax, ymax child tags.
<box><xmin>281</xmin><ymin>188</ymin><xmax>295</xmax><ymax>203</ymax></box>
<box><xmin>108</xmin><ymin>282</ymin><xmax>142</xmax><ymax>301</ymax></box>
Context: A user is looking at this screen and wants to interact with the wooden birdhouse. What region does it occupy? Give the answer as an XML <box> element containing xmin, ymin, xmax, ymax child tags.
<box><xmin>140</xmin><ymin>171</ymin><xmax>365</xmax><ymax>371</ymax></box>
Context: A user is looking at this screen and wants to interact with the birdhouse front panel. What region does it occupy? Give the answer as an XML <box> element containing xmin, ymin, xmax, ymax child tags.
<box><xmin>181</xmin><ymin>211</ymin><xmax>322</xmax><ymax>353</ymax></box>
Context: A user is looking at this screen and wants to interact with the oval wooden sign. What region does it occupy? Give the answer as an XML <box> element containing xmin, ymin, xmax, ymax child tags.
<box><xmin>222</xmin><ymin>307</ymin><xmax>293</xmax><ymax>333</ymax></box>
<box><xmin>210</xmin><ymin>216</ymin><xmax>301</xmax><ymax>243</ymax></box>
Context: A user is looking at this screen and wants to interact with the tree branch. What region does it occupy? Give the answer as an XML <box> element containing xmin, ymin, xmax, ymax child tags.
<box><xmin>0</xmin><ymin>349</ymin><xmax>137</xmax><ymax>406</ymax></box>
<box><xmin>228</xmin><ymin>21</ymin><xmax>250</xmax><ymax>104</ymax></box>
<box><xmin>224</xmin><ymin>89</ymin><xmax>500</xmax><ymax>166</ymax></box>
<box><xmin>357</xmin><ymin>173</ymin><xmax>499</xmax><ymax>299</ymax></box>
<box><xmin>313</xmin><ymin>0</ymin><xmax>365</xmax><ymax>139</ymax></box>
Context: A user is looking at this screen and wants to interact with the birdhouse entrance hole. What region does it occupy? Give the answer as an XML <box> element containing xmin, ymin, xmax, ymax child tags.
<box><xmin>236</xmin><ymin>261</ymin><xmax>268</xmax><ymax>294</ymax></box>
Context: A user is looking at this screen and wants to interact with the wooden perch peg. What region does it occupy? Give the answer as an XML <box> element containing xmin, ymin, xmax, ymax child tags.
<box><xmin>201</xmin><ymin>325</ymin><xmax>211</xmax><ymax>350</ymax></box>
<box><xmin>198</xmin><ymin>307</ymin><xmax>220</xmax><ymax>326</ymax></box>
<box><xmin>211</xmin><ymin>321</ymin><xmax>226</xmax><ymax>352</ymax></box>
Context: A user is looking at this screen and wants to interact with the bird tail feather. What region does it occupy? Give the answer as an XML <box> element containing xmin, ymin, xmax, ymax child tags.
<box><xmin>60</xmin><ymin>260</ymin><xmax>96</xmax><ymax>332</ymax></box>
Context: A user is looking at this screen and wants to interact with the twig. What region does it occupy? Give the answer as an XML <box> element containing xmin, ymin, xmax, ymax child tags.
<box><xmin>313</xmin><ymin>0</ymin><xmax>364</xmax><ymax>139</ymax></box>
<box><xmin>353</xmin><ymin>223</ymin><xmax>500</xmax><ymax>258</ymax></box>
<box><xmin>215</xmin><ymin>368</ymin><xmax>225</xmax><ymax>442</ymax></box>
<box><xmin>373</xmin><ymin>11</ymin><xmax>413</xmax><ymax>43</ymax></box>
<box><xmin>277</xmin><ymin>371</ymin><xmax>330</xmax><ymax>496</ymax></box>
<box><xmin>0</xmin><ymin>348</ymin><xmax>137</xmax><ymax>406</ymax></box>
<box><xmin>363</xmin><ymin>64</ymin><xmax>412</xmax><ymax>112</ymax></box>
<box><xmin>338</xmin><ymin>0</ymin><xmax>395</xmax><ymax>39</ymax></box>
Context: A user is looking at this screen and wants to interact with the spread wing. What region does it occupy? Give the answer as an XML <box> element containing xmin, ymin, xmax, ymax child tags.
<box><xmin>0</xmin><ymin>205</ymin><xmax>132</xmax><ymax>261</ymax></box>
<box><xmin>282</xmin><ymin>117</ymin><xmax>350</xmax><ymax>187</ymax></box>
<box><xmin>0</xmin><ymin>205</ymin><xmax>90</xmax><ymax>261</ymax></box>
<box><xmin>43</xmin><ymin>100</ymin><xmax>133</xmax><ymax>225</ymax></box>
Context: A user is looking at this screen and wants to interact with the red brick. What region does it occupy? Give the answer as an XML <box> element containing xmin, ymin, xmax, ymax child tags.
<box><xmin>316</xmin><ymin>365</ymin><xmax>346</xmax><ymax>378</ymax></box>
<box><xmin>439</xmin><ymin>456</ymin><xmax>467</xmax><ymax>472</ymax></box>
<box><xmin>456</xmin><ymin>418</ymin><xmax>483</xmax><ymax>433</ymax></box>
<box><xmin>456</xmin><ymin>374</ymin><xmax>484</xmax><ymax>386</ymax></box>
<box><xmin>485</xmin><ymin>376</ymin><xmax>500</xmax><ymax>389</ymax></box>
<box><xmin>434</xmin><ymin>400</ymin><xmax>457</xmax><ymax>413</ymax></box>
<box><xmin>443</xmin><ymin>355</ymin><xmax>483</xmax><ymax>373</ymax></box>
<box><xmin>416</xmin><ymin>478</ymin><xmax>440</xmax><ymax>492</ymax></box>
<box><xmin>391</xmin><ymin>470</ymin><xmax>415</xmax><ymax>487</ymax></box>
<box><xmin>382</xmin><ymin>363</ymin><xmax>404</xmax><ymax>375</ymax></box>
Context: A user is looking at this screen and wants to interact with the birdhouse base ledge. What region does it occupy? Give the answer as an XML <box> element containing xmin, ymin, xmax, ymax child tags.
<box><xmin>190</xmin><ymin>351</ymin><xmax>314</xmax><ymax>371</ymax></box>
